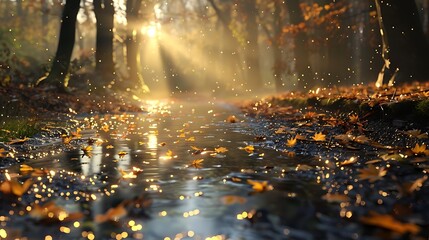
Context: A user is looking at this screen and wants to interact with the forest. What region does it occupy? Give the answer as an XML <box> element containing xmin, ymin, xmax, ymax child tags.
<box><xmin>1</xmin><ymin>0</ymin><xmax>429</xmax><ymax>239</ymax></box>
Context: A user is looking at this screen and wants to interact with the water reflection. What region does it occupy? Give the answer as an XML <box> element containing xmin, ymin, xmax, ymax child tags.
<box><xmin>13</xmin><ymin>100</ymin><xmax>329</xmax><ymax>239</ymax></box>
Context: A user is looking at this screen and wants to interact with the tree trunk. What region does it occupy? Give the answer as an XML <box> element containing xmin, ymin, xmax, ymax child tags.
<box><xmin>241</xmin><ymin>0</ymin><xmax>263</xmax><ymax>89</ymax></box>
<box><xmin>119</xmin><ymin>0</ymin><xmax>148</xmax><ymax>93</ymax></box>
<box><xmin>375</xmin><ymin>0</ymin><xmax>429</xmax><ymax>87</ymax></box>
<box><xmin>285</xmin><ymin>0</ymin><xmax>313</xmax><ymax>89</ymax></box>
<box><xmin>36</xmin><ymin>0</ymin><xmax>81</xmax><ymax>91</ymax></box>
<box><xmin>94</xmin><ymin>0</ymin><xmax>115</xmax><ymax>87</ymax></box>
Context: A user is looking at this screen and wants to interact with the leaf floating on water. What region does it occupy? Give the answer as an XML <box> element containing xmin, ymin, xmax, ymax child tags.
<box><xmin>71</xmin><ymin>128</ymin><xmax>82</xmax><ymax>139</ymax></box>
<box><xmin>226</xmin><ymin>115</ymin><xmax>238</xmax><ymax>123</ymax></box>
<box><xmin>312</xmin><ymin>132</ymin><xmax>326</xmax><ymax>141</ymax></box>
<box><xmin>81</xmin><ymin>145</ymin><xmax>93</xmax><ymax>158</ymax></box>
<box><xmin>0</xmin><ymin>148</ymin><xmax>7</xmax><ymax>158</ymax></box>
<box><xmin>20</xmin><ymin>164</ymin><xmax>48</xmax><ymax>177</ymax></box>
<box><xmin>95</xmin><ymin>204</ymin><xmax>127</xmax><ymax>223</ymax></box>
<box><xmin>247</xmin><ymin>179</ymin><xmax>273</xmax><ymax>192</ymax></box>
<box><xmin>215</xmin><ymin>147</ymin><xmax>228</xmax><ymax>153</ymax></box>
<box><xmin>322</xmin><ymin>193</ymin><xmax>349</xmax><ymax>203</ymax></box>
<box><xmin>360</xmin><ymin>211</ymin><xmax>420</xmax><ymax>234</ymax></box>
<box><xmin>101</xmin><ymin>124</ymin><xmax>110</xmax><ymax>132</ymax></box>
<box><xmin>185</xmin><ymin>136</ymin><xmax>195</xmax><ymax>142</ymax></box>
<box><xmin>0</xmin><ymin>178</ymin><xmax>32</xmax><ymax>197</ymax></box>
<box><xmin>405</xmin><ymin>129</ymin><xmax>428</xmax><ymax>139</ymax></box>
<box><xmin>190</xmin><ymin>159</ymin><xmax>204</xmax><ymax>168</ymax></box>
<box><xmin>159</xmin><ymin>142</ymin><xmax>167</xmax><ymax>147</ymax></box>
<box><xmin>339</xmin><ymin>157</ymin><xmax>358</xmax><ymax>166</ymax></box>
<box><xmin>61</xmin><ymin>135</ymin><xmax>73</xmax><ymax>145</ymax></box>
<box><xmin>106</xmin><ymin>145</ymin><xmax>114</xmax><ymax>149</ymax></box>
<box><xmin>221</xmin><ymin>195</ymin><xmax>247</xmax><ymax>205</ymax></box>
<box><xmin>358</xmin><ymin>164</ymin><xmax>387</xmax><ymax>183</ymax></box>
<box><xmin>118</xmin><ymin>151</ymin><xmax>128</xmax><ymax>158</ymax></box>
<box><xmin>243</xmin><ymin>145</ymin><xmax>255</xmax><ymax>153</ymax></box>
<box><xmin>411</xmin><ymin>143</ymin><xmax>429</xmax><ymax>156</ymax></box>
<box><xmin>398</xmin><ymin>175</ymin><xmax>428</xmax><ymax>196</ymax></box>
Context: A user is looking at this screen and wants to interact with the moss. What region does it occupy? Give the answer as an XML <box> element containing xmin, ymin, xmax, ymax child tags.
<box><xmin>0</xmin><ymin>118</ymin><xmax>40</xmax><ymax>142</ymax></box>
<box><xmin>416</xmin><ymin>99</ymin><xmax>429</xmax><ymax>118</ymax></box>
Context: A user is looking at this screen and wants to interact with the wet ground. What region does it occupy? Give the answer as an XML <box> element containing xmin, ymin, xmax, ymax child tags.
<box><xmin>1</xmin><ymin>97</ymin><xmax>429</xmax><ymax>239</ymax></box>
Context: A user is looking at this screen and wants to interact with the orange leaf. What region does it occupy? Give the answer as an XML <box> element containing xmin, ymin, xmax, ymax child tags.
<box><xmin>247</xmin><ymin>179</ymin><xmax>273</xmax><ymax>192</ymax></box>
<box><xmin>221</xmin><ymin>195</ymin><xmax>247</xmax><ymax>205</ymax></box>
<box><xmin>312</xmin><ymin>132</ymin><xmax>326</xmax><ymax>141</ymax></box>
<box><xmin>361</xmin><ymin>211</ymin><xmax>420</xmax><ymax>234</ymax></box>
<box><xmin>95</xmin><ymin>204</ymin><xmax>127</xmax><ymax>223</ymax></box>
<box><xmin>287</xmin><ymin>136</ymin><xmax>297</xmax><ymax>147</ymax></box>
<box><xmin>358</xmin><ymin>164</ymin><xmax>387</xmax><ymax>182</ymax></box>
<box><xmin>0</xmin><ymin>178</ymin><xmax>32</xmax><ymax>197</ymax></box>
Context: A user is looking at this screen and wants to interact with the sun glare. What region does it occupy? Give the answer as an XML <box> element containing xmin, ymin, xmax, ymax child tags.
<box><xmin>142</xmin><ymin>23</ymin><xmax>159</xmax><ymax>38</ymax></box>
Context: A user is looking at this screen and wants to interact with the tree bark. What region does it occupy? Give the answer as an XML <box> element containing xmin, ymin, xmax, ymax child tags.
<box><xmin>241</xmin><ymin>0</ymin><xmax>263</xmax><ymax>88</ymax></box>
<box><xmin>375</xmin><ymin>0</ymin><xmax>429</xmax><ymax>87</ymax></box>
<box><xmin>36</xmin><ymin>0</ymin><xmax>81</xmax><ymax>90</ymax></box>
<box><xmin>94</xmin><ymin>0</ymin><xmax>115</xmax><ymax>87</ymax></box>
<box><xmin>119</xmin><ymin>0</ymin><xmax>149</xmax><ymax>93</ymax></box>
<box><xmin>285</xmin><ymin>0</ymin><xmax>314</xmax><ymax>89</ymax></box>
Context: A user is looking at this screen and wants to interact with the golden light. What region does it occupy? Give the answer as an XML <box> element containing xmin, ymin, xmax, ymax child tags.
<box><xmin>142</xmin><ymin>22</ymin><xmax>159</xmax><ymax>38</ymax></box>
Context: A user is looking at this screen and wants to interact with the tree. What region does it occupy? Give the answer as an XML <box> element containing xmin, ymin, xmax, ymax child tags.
<box><xmin>93</xmin><ymin>0</ymin><xmax>115</xmax><ymax>88</ymax></box>
<box><xmin>36</xmin><ymin>0</ymin><xmax>81</xmax><ymax>91</ymax></box>
<box><xmin>120</xmin><ymin>0</ymin><xmax>149</xmax><ymax>93</ymax></box>
<box><xmin>375</xmin><ymin>0</ymin><xmax>429</xmax><ymax>87</ymax></box>
<box><xmin>285</xmin><ymin>0</ymin><xmax>313</xmax><ymax>89</ymax></box>
<box><xmin>240</xmin><ymin>0</ymin><xmax>263</xmax><ymax>89</ymax></box>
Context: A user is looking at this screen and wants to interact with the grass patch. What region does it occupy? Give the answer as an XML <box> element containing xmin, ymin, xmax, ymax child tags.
<box><xmin>0</xmin><ymin>118</ymin><xmax>40</xmax><ymax>142</ymax></box>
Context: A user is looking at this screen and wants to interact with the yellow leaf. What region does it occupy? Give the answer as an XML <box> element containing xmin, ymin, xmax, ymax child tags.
<box><xmin>185</xmin><ymin>136</ymin><xmax>195</xmax><ymax>142</ymax></box>
<box><xmin>247</xmin><ymin>179</ymin><xmax>273</xmax><ymax>192</ymax></box>
<box><xmin>166</xmin><ymin>150</ymin><xmax>173</xmax><ymax>157</ymax></box>
<box><xmin>287</xmin><ymin>136</ymin><xmax>297</xmax><ymax>147</ymax></box>
<box><xmin>118</xmin><ymin>151</ymin><xmax>128</xmax><ymax>158</ymax></box>
<box><xmin>101</xmin><ymin>124</ymin><xmax>110</xmax><ymax>132</ymax></box>
<box><xmin>358</xmin><ymin>164</ymin><xmax>387</xmax><ymax>182</ymax></box>
<box><xmin>243</xmin><ymin>145</ymin><xmax>254</xmax><ymax>153</ymax></box>
<box><xmin>61</xmin><ymin>135</ymin><xmax>73</xmax><ymax>145</ymax></box>
<box><xmin>191</xmin><ymin>159</ymin><xmax>204</xmax><ymax>168</ymax></box>
<box><xmin>339</xmin><ymin>157</ymin><xmax>358</xmax><ymax>166</ymax></box>
<box><xmin>361</xmin><ymin>211</ymin><xmax>420</xmax><ymax>234</ymax></box>
<box><xmin>214</xmin><ymin>147</ymin><xmax>228</xmax><ymax>153</ymax></box>
<box><xmin>81</xmin><ymin>145</ymin><xmax>93</xmax><ymax>157</ymax></box>
<box><xmin>118</xmin><ymin>168</ymin><xmax>138</xmax><ymax>179</ymax></box>
<box><xmin>71</xmin><ymin>128</ymin><xmax>82</xmax><ymax>139</ymax></box>
<box><xmin>312</xmin><ymin>132</ymin><xmax>326</xmax><ymax>141</ymax></box>
<box><xmin>106</xmin><ymin>145</ymin><xmax>114</xmax><ymax>149</ymax></box>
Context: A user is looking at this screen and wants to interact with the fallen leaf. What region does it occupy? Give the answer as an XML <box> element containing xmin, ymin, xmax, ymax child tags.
<box><xmin>358</xmin><ymin>164</ymin><xmax>387</xmax><ymax>183</ymax></box>
<box><xmin>360</xmin><ymin>211</ymin><xmax>420</xmax><ymax>234</ymax></box>
<box><xmin>226</xmin><ymin>115</ymin><xmax>238</xmax><ymax>123</ymax></box>
<box><xmin>61</xmin><ymin>135</ymin><xmax>73</xmax><ymax>145</ymax></box>
<box><xmin>0</xmin><ymin>148</ymin><xmax>7</xmax><ymax>158</ymax></box>
<box><xmin>95</xmin><ymin>204</ymin><xmax>127</xmax><ymax>223</ymax></box>
<box><xmin>81</xmin><ymin>145</ymin><xmax>93</xmax><ymax>158</ymax></box>
<box><xmin>339</xmin><ymin>157</ymin><xmax>358</xmax><ymax>166</ymax></box>
<box><xmin>215</xmin><ymin>147</ymin><xmax>228</xmax><ymax>153</ymax></box>
<box><xmin>243</xmin><ymin>145</ymin><xmax>255</xmax><ymax>153</ymax></box>
<box><xmin>349</xmin><ymin>114</ymin><xmax>359</xmax><ymax>123</ymax></box>
<box><xmin>0</xmin><ymin>178</ymin><xmax>32</xmax><ymax>197</ymax></box>
<box><xmin>411</xmin><ymin>143</ymin><xmax>429</xmax><ymax>156</ymax></box>
<box><xmin>118</xmin><ymin>151</ymin><xmax>128</xmax><ymax>158</ymax></box>
<box><xmin>287</xmin><ymin>136</ymin><xmax>297</xmax><ymax>147</ymax></box>
<box><xmin>190</xmin><ymin>159</ymin><xmax>204</xmax><ymax>168</ymax></box>
<box><xmin>322</xmin><ymin>193</ymin><xmax>349</xmax><ymax>203</ymax></box>
<box><xmin>8</xmin><ymin>138</ymin><xmax>29</xmax><ymax>145</ymax></box>
<box><xmin>312</xmin><ymin>132</ymin><xmax>326</xmax><ymax>141</ymax></box>
<box><xmin>221</xmin><ymin>195</ymin><xmax>247</xmax><ymax>205</ymax></box>
<box><xmin>247</xmin><ymin>179</ymin><xmax>273</xmax><ymax>192</ymax></box>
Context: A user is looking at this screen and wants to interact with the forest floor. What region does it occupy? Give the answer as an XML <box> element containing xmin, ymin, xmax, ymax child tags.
<box><xmin>0</xmin><ymin>82</ymin><xmax>429</xmax><ymax>239</ymax></box>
